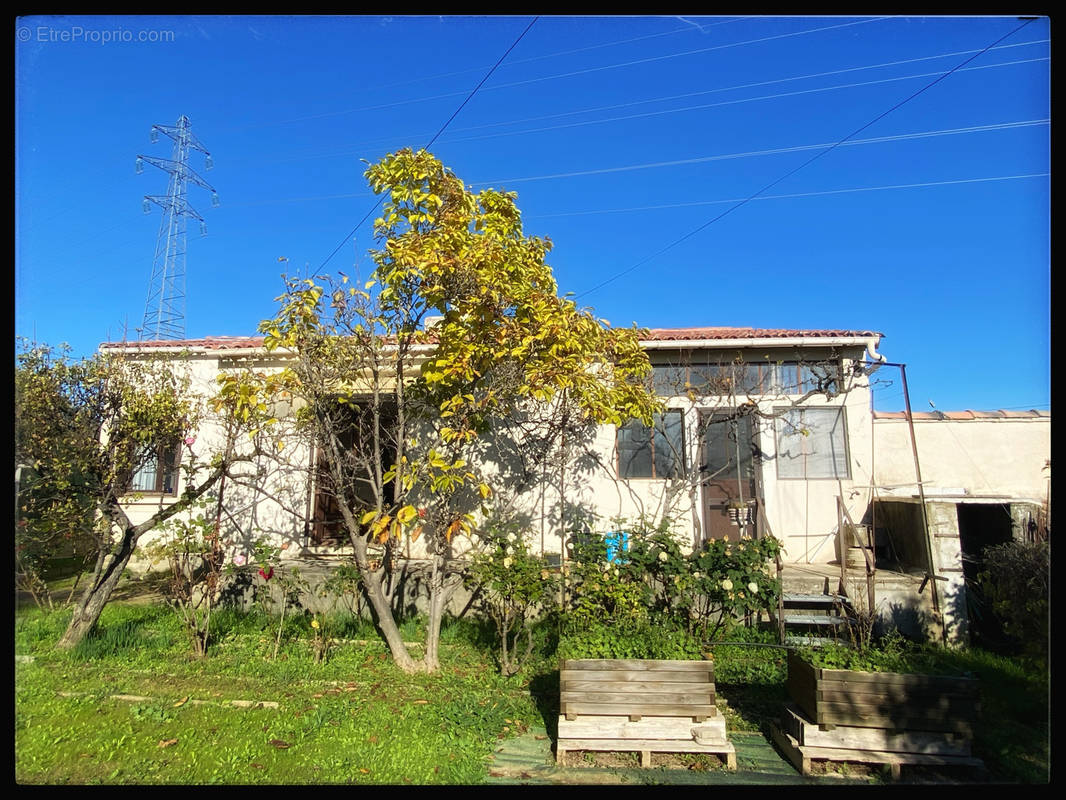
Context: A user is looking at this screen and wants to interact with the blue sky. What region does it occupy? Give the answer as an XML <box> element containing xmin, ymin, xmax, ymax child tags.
<box><xmin>15</xmin><ymin>15</ymin><xmax>1049</xmax><ymax>412</ymax></box>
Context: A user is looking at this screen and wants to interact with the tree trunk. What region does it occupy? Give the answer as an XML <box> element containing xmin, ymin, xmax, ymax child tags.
<box><xmin>57</xmin><ymin>528</ymin><xmax>137</xmax><ymax>649</ymax></box>
<box><xmin>422</xmin><ymin>554</ymin><xmax>446</xmax><ymax>672</ymax></box>
<box><xmin>349</xmin><ymin>532</ymin><xmax>421</xmax><ymax>672</ymax></box>
<box><xmin>56</xmin><ymin>464</ymin><xmax>226</xmax><ymax>650</ymax></box>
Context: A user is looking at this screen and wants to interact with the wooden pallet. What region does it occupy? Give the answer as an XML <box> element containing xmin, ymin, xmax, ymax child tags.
<box><xmin>557</xmin><ymin>659</ymin><xmax>735</xmax><ymax>769</ymax></box>
<box><xmin>770</xmin><ymin>722</ymin><xmax>983</xmax><ymax>780</ymax></box>
<box><xmin>557</xmin><ymin>734</ymin><xmax>736</xmax><ymax>769</ymax></box>
<box><xmin>780</xmin><ymin>704</ymin><xmax>972</xmax><ymax>756</ymax></box>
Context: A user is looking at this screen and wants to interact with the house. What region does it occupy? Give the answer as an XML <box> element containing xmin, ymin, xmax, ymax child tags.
<box><xmin>108</xmin><ymin>327</ymin><xmax>1049</xmax><ymax>644</ymax></box>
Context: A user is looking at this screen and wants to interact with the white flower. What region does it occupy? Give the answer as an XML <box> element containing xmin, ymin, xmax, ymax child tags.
<box><xmin>502</xmin><ymin>557</ymin><xmax>513</xmax><ymax>568</ymax></box>
<box><xmin>232</xmin><ymin>554</ymin><xmax>247</xmax><ymax>566</ymax></box>
<box><xmin>748</xmin><ymin>581</ymin><xmax>759</xmax><ymax>593</ymax></box>
<box><xmin>657</xmin><ymin>551</ymin><xmax>668</xmax><ymax>562</ymax></box>
<box><xmin>693</xmin><ymin>572</ymin><xmax>702</xmax><ymax>579</ymax></box>
<box><xmin>721</xmin><ymin>579</ymin><xmax>733</xmax><ymax>591</ymax></box>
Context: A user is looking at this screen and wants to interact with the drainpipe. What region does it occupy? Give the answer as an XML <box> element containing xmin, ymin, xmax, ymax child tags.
<box><xmin>864</xmin><ymin>337</ymin><xmax>886</xmax><ymax>373</ymax></box>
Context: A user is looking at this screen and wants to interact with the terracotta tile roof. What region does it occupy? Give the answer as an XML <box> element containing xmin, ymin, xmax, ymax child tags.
<box><xmin>641</xmin><ymin>327</ymin><xmax>882</xmax><ymax>341</ymax></box>
<box><xmin>105</xmin><ymin>328</ymin><xmax>883</xmax><ymax>351</ymax></box>
<box><xmin>101</xmin><ymin>336</ymin><xmax>267</xmax><ymax>351</ymax></box>
<box><xmin>873</xmin><ymin>410</ymin><xmax>1049</xmax><ymax>420</ymax></box>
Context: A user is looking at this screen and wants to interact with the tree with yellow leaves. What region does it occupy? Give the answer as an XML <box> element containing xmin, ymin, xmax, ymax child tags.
<box><xmin>256</xmin><ymin>149</ymin><xmax>659</xmax><ymax>673</ymax></box>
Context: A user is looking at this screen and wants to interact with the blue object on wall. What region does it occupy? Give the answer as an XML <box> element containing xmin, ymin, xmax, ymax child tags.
<box><xmin>604</xmin><ymin>531</ymin><xmax>629</xmax><ymax>564</ymax></box>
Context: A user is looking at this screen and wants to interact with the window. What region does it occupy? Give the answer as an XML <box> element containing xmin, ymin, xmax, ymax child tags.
<box><xmin>617</xmin><ymin>410</ymin><xmax>684</xmax><ymax>479</ymax></box>
<box><xmin>310</xmin><ymin>398</ymin><xmax>398</xmax><ymax>545</ymax></box>
<box><xmin>651</xmin><ymin>358</ymin><xmax>841</xmax><ymax>397</ymax></box>
<box><xmin>774</xmin><ymin>407</ymin><xmax>849</xmax><ymax>479</ymax></box>
<box><xmin>130</xmin><ymin>442</ymin><xmax>181</xmax><ymax>494</ymax></box>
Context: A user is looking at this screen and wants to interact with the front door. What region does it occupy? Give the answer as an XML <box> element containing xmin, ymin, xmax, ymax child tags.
<box><xmin>699</xmin><ymin>411</ymin><xmax>759</xmax><ymax>542</ymax></box>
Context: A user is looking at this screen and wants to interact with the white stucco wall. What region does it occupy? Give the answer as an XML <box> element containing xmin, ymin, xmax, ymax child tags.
<box><xmin>756</xmin><ymin>365</ymin><xmax>875</xmax><ymax>566</ymax></box>
<box><xmin>117</xmin><ymin>349</ymin><xmax>316</xmax><ymax>571</ymax></box>
<box><xmin>567</xmin><ymin>345</ymin><xmax>878</xmax><ymax>564</ymax></box>
<box><xmin>115</xmin><ymin>339</ymin><xmax>886</xmax><ymax>571</ymax></box>
<box><xmin>872</xmin><ymin>415</ymin><xmax>1050</xmax><ymax>502</ymax></box>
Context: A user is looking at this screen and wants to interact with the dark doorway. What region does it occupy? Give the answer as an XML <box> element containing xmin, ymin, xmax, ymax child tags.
<box><xmin>310</xmin><ymin>399</ymin><xmax>398</xmax><ymax>546</ymax></box>
<box><xmin>699</xmin><ymin>411</ymin><xmax>760</xmax><ymax>543</ymax></box>
<box><xmin>957</xmin><ymin>503</ymin><xmax>1013</xmax><ymax>651</ymax></box>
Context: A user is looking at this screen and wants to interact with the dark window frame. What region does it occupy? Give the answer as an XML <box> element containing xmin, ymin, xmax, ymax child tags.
<box><xmin>649</xmin><ymin>357</ymin><xmax>842</xmax><ymax>398</ymax></box>
<box><xmin>616</xmin><ymin>409</ymin><xmax>685</xmax><ymax>480</ymax></box>
<box><xmin>309</xmin><ymin>396</ymin><xmax>400</xmax><ymax>545</ymax></box>
<box><xmin>129</xmin><ymin>441</ymin><xmax>181</xmax><ymax>495</ymax></box>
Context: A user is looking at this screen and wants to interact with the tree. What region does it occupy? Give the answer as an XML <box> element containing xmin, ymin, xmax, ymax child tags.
<box><xmin>256</xmin><ymin>148</ymin><xmax>659</xmax><ymax>673</ymax></box>
<box><xmin>15</xmin><ymin>339</ymin><xmax>259</xmax><ymax>649</ymax></box>
<box><xmin>15</xmin><ymin>342</ymin><xmax>101</xmax><ymax>607</ymax></box>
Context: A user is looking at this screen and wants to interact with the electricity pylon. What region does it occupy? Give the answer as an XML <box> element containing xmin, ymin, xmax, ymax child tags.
<box><xmin>136</xmin><ymin>115</ymin><xmax>218</xmax><ymax>341</ymax></box>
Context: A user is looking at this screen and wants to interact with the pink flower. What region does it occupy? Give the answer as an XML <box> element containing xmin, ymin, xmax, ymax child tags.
<box><xmin>232</xmin><ymin>554</ymin><xmax>247</xmax><ymax>566</ymax></box>
<box><xmin>184</xmin><ymin>436</ymin><xmax>196</xmax><ymax>446</ymax></box>
<box><xmin>259</xmin><ymin>567</ymin><xmax>274</xmax><ymax>581</ymax></box>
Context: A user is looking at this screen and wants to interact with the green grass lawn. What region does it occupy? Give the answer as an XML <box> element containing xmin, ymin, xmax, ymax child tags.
<box><xmin>15</xmin><ymin>596</ymin><xmax>1048</xmax><ymax>784</ymax></box>
<box><xmin>15</xmin><ymin>603</ymin><xmax>543</xmax><ymax>785</ymax></box>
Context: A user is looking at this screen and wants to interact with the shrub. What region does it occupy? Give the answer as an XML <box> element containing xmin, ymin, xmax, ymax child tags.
<box><xmin>465</xmin><ymin>526</ymin><xmax>559</xmax><ymax>676</ymax></box>
<box><xmin>563</xmin><ymin>532</ymin><xmax>650</xmax><ymax>627</ymax></box>
<box><xmin>977</xmin><ymin>539</ymin><xmax>1049</xmax><ymax>663</ymax></box>
<box><xmin>798</xmin><ymin>631</ymin><xmax>971</xmax><ymax>677</ymax></box>
<box><xmin>558</xmin><ymin>618</ymin><xmax>704</xmax><ymax>660</ymax></box>
<box><xmin>573</xmin><ymin>520</ymin><xmax>783</xmax><ymax>640</ymax></box>
<box><xmin>145</xmin><ymin>509</ymin><xmax>229</xmax><ymax>658</ymax></box>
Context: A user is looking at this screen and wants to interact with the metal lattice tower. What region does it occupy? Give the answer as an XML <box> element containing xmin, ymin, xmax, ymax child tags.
<box><xmin>136</xmin><ymin>115</ymin><xmax>218</xmax><ymax>341</ymax></box>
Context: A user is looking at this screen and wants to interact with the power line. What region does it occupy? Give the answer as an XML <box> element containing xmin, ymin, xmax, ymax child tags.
<box><xmin>311</xmin><ymin>16</ymin><xmax>539</xmax><ymax>278</ymax></box>
<box><xmin>431</xmin><ymin>40</ymin><xmax>1047</xmax><ymax>141</ymax></box>
<box><xmin>220</xmin><ymin>18</ymin><xmax>748</xmax><ymax>135</ymax></box>
<box><xmin>226</xmin><ymin>42</ymin><xmax>1046</xmax><ymax>170</ymax></box>
<box><xmin>475</xmin><ymin>120</ymin><xmax>1047</xmax><ymax>186</ymax></box>
<box><xmin>50</xmin><ymin>172</ymin><xmax>1048</xmax><ymax>252</ymax></box>
<box><xmin>226</xmin><ymin>17</ymin><xmax>888</xmax><ymax>135</ymax></box>
<box><xmin>525</xmin><ymin>173</ymin><xmax>1049</xmax><ymax>220</ymax></box>
<box><xmin>576</xmin><ymin>17</ymin><xmax>1038</xmax><ymax>300</ymax></box>
<box><xmin>144</xmin><ymin>121</ymin><xmax>1050</xmax><ymax>213</ymax></box>
<box><xmin>479</xmin><ymin>17</ymin><xmax>892</xmax><ymax>93</ymax></box>
<box><xmin>444</xmin><ymin>56</ymin><xmax>1048</xmax><ymax>148</ymax></box>
<box><xmin>224</xmin><ymin>121</ymin><xmax>1046</xmax><ymax>210</ymax></box>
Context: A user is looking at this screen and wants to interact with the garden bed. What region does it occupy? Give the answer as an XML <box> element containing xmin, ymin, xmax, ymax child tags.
<box><xmin>557</xmin><ymin>658</ymin><xmax>735</xmax><ymax>769</ymax></box>
<box><xmin>784</xmin><ymin>649</ymin><xmax>979</xmax><ymax>734</ymax></box>
<box><xmin>775</xmin><ymin>649</ymin><xmax>984</xmax><ymax>779</ymax></box>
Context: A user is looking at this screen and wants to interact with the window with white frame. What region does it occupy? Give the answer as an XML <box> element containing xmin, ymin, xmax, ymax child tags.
<box><xmin>616</xmin><ymin>410</ymin><xmax>684</xmax><ymax>479</ymax></box>
<box><xmin>774</xmin><ymin>407</ymin><xmax>849</xmax><ymax>479</ymax></box>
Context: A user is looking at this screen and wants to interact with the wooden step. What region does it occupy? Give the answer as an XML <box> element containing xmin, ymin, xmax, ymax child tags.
<box><xmin>782</xmin><ymin>614</ymin><xmax>848</xmax><ymax>627</ymax></box>
<box><xmin>782</xmin><ymin>593</ymin><xmax>846</xmax><ymax>607</ymax></box>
